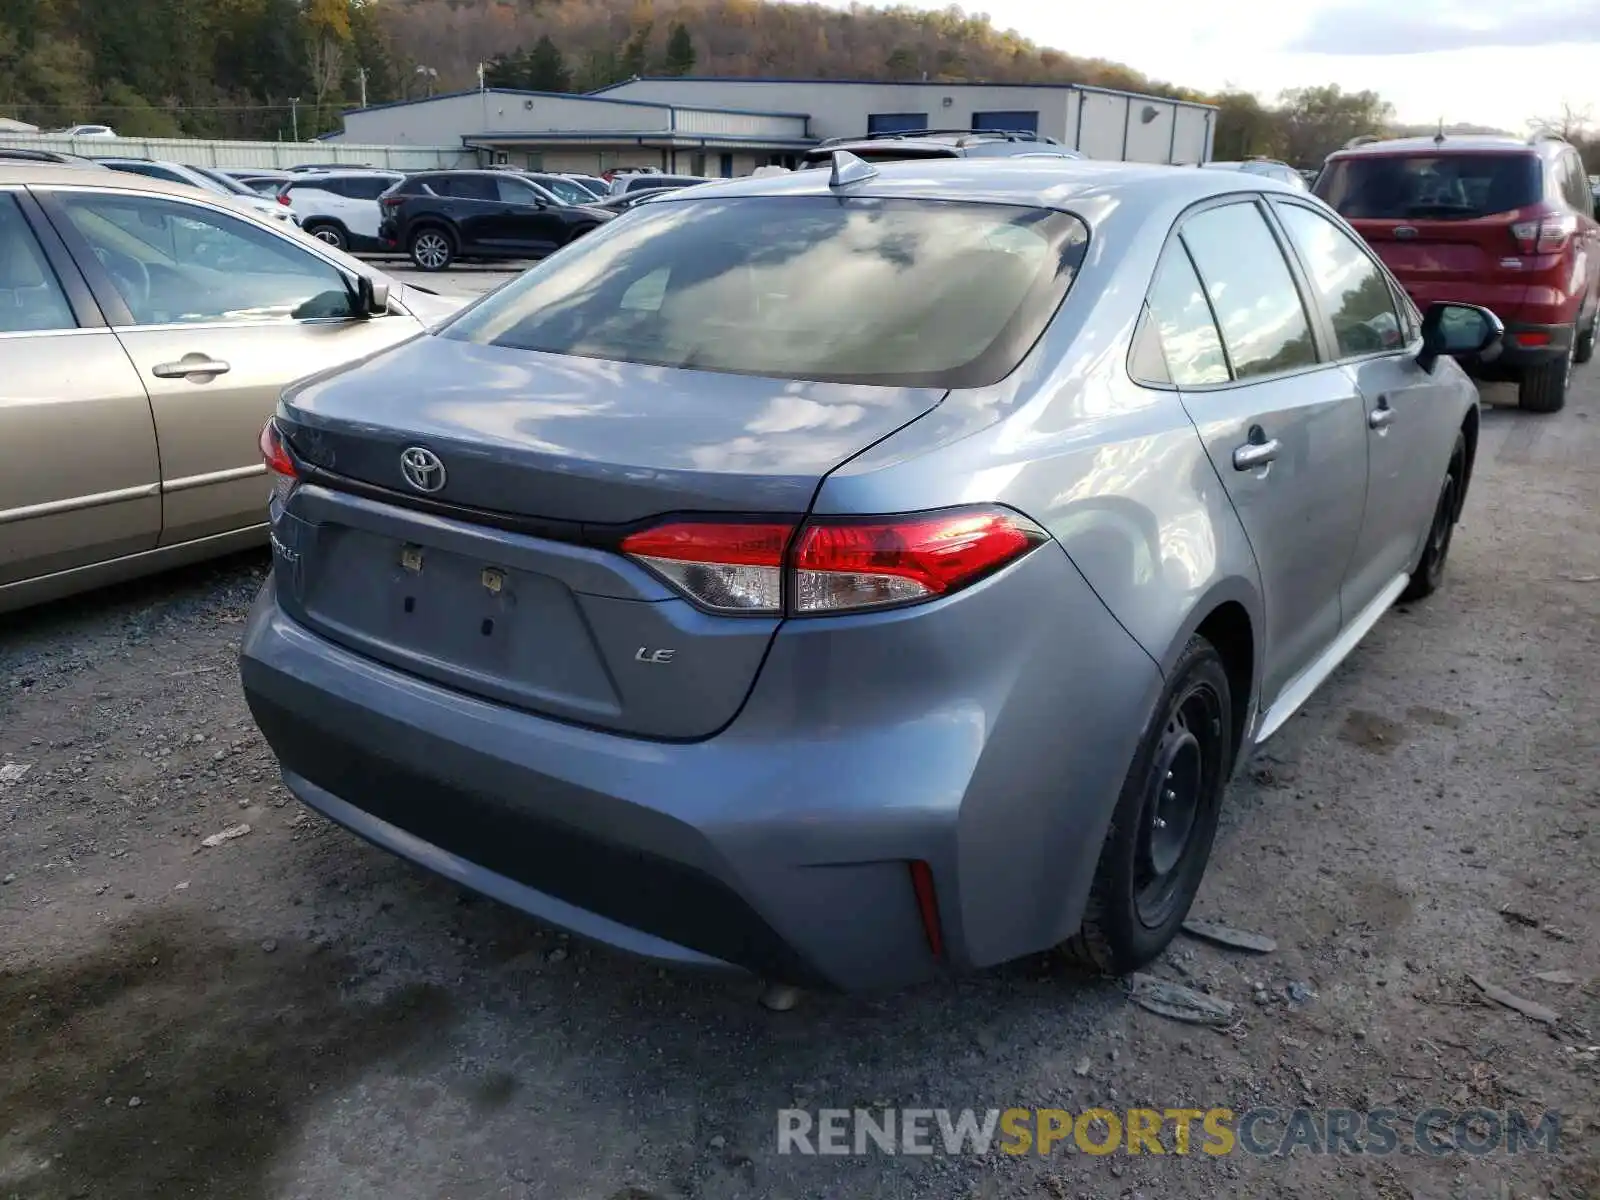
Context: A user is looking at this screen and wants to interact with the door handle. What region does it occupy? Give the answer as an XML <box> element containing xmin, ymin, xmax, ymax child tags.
<box><xmin>1232</xmin><ymin>430</ymin><xmax>1281</xmax><ymax>471</ymax></box>
<box><xmin>1368</xmin><ymin>396</ymin><xmax>1396</xmax><ymax>429</ymax></box>
<box><xmin>153</xmin><ymin>357</ymin><xmax>231</xmax><ymax>380</ymax></box>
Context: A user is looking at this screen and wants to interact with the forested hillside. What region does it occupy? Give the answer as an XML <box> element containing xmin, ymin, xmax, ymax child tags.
<box><xmin>0</xmin><ymin>0</ymin><xmax>1404</xmax><ymax>165</ymax></box>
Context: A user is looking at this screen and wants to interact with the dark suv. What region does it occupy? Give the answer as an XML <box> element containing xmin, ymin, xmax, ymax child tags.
<box><xmin>800</xmin><ymin>129</ymin><xmax>1086</xmax><ymax>169</ymax></box>
<box><xmin>1316</xmin><ymin>132</ymin><xmax>1600</xmax><ymax>412</ymax></box>
<box><xmin>378</xmin><ymin>170</ymin><xmax>613</xmax><ymax>271</ymax></box>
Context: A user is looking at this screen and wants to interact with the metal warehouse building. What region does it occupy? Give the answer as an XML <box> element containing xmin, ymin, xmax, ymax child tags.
<box><xmin>333</xmin><ymin>76</ymin><xmax>1216</xmax><ymax>176</ymax></box>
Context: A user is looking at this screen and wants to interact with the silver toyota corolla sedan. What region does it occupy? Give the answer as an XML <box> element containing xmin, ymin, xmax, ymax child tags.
<box><xmin>241</xmin><ymin>155</ymin><xmax>1499</xmax><ymax>991</ymax></box>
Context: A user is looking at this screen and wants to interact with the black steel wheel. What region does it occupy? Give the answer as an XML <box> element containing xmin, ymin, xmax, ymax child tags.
<box><xmin>1068</xmin><ymin>635</ymin><xmax>1232</xmax><ymax>974</ymax></box>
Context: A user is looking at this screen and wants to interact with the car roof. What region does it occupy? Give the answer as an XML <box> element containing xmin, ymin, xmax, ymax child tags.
<box><xmin>649</xmin><ymin>156</ymin><xmax>1304</xmax><ymax>213</ymax></box>
<box><xmin>0</xmin><ymin>161</ymin><xmax>238</xmax><ymax>200</ymax></box>
<box><xmin>1328</xmin><ymin>135</ymin><xmax>1548</xmax><ymax>160</ymax></box>
<box><xmin>288</xmin><ymin>169</ymin><xmax>403</xmax><ymax>181</ymax></box>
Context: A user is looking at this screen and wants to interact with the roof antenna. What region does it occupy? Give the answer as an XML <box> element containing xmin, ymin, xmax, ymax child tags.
<box><xmin>828</xmin><ymin>149</ymin><xmax>878</xmax><ymax>189</ymax></box>
<box><xmin>1434</xmin><ymin>117</ymin><xmax>1446</xmax><ymax>146</ymax></box>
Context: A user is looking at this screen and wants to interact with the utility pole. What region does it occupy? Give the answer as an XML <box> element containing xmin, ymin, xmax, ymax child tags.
<box><xmin>357</xmin><ymin>68</ymin><xmax>368</xmax><ymax>109</ymax></box>
<box><xmin>289</xmin><ymin>97</ymin><xmax>300</xmax><ymax>142</ymax></box>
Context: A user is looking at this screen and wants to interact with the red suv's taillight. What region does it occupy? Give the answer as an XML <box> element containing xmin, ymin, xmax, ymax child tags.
<box><xmin>259</xmin><ymin>419</ymin><xmax>297</xmax><ymax>509</ymax></box>
<box><xmin>619</xmin><ymin>506</ymin><xmax>1048</xmax><ymax>616</ymax></box>
<box><xmin>1511</xmin><ymin>211</ymin><xmax>1576</xmax><ymax>254</ymax></box>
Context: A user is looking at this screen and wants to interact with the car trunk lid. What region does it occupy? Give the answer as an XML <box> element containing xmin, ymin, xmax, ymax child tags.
<box><xmin>270</xmin><ymin>335</ymin><xmax>947</xmax><ymax>739</ymax></box>
<box><xmin>277</xmin><ymin>335</ymin><xmax>945</xmax><ymax>524</ymax></box>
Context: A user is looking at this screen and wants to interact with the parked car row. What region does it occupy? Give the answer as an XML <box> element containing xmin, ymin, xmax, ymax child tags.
<box><xmin>1</xmin><ymin>136</ymin><xmax>1567</xmax><ymax>997</ymax></box>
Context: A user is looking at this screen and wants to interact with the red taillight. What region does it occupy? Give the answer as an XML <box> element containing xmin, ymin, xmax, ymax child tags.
<box><xmin>1511</xmin><ymin>211</ymin><xmax>1576</xmax><ymax>254</ymax></box>
<box><xmin>276</xmin><ymin>191</ymin><xmax>291</xmax><ymax>206</ymax></box>
<box><xmin>381</xmin><ymin>194</ymin><xmax>404</xmax><ymax>209</ymax></box>
<box><xmin>792</xmin><ymin>508</ymin><xmax>1048</xmax><ymax>613</ymax></box>
<box><xmin>259</xmin><ymin>419</ymin><xmax>297</xmax><ymax>508</ymax></box>
<box><xmin>259</xmin><ymin>419</ymin><xmax>295</xmax><ymax>477</ymax></box>
<box><xmin>619</xmin><ymin>506</ymin><xmax>1047</xmax><ymax>616</ymax></box>
<box><xmin>619</xmin><ymin>521</ymin><xmax>793</xmax><ymax>613</ymax></box>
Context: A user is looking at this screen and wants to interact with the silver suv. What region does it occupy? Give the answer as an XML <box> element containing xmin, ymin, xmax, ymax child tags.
<box><xmin>800</xmin><ymin>128</ymin><xmax>1087</xmax><ymax>168</ymax></box>
<box><xmin>243</xmin><ymin>154</ymin><xmax>1498</xmax><ymax>991</ymax></box>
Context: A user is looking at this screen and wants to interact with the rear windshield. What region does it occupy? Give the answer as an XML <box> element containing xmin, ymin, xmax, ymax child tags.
<box><xmin>438</xmin><ymin>195</ymin><xmax>1089</xmax><ymax>388</ymax></box>
<box><xmin>1316</xmin><ymin>153</ymin><xmax>1541</xmax><ymax>220</ymax></box>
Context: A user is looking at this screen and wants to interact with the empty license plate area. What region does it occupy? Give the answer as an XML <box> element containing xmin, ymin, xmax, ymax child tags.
<box><xmin>300</xmin><ymin>524</ymin><xmax>623</xmax><ymax>719</ymax></box>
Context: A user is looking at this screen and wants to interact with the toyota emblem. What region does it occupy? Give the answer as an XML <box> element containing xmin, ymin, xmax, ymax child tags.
<box><xmin>400</xmin><ymin>446</ymin><xmax>446</xmax><ymax>493</ymax></box>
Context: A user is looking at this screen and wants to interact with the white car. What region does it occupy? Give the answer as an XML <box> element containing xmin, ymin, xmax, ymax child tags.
<box><xmin>276</xmin><ymin>170</ymin><xmax>404</xmax><ymax>252</ymax></box>
<box><xmin>94</xmin><ymin>158</ymin><xmax>299</xmax><ymax>226</ymax></box>
<box><xmin>56</xmin><ymin>124</ymin><xmax>117</xmax><ymax>138</ymax></box>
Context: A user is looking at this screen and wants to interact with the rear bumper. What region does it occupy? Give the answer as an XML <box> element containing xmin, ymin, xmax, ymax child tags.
<box><xmin>240</xmin><ymin>544</ymin><xmax>1160</xmax><ymax>992</ymax></box>
<box><xmin>1470</xmin><ymin>321</ymin><xmax>1574</xmax><ymax>375</ymax></box>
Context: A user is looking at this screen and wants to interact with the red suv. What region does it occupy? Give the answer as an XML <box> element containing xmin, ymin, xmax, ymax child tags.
<box><xmin>1316</xmin><ymin>133</ymin><xmax>1600</xmax><ymax>412</ymax></box>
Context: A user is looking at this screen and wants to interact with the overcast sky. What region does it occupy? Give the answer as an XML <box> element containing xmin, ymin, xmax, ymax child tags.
<box><xmin>851</xmin><ymin>0</ymin><xmax>1600</xmax><ymax>132</ymax></box>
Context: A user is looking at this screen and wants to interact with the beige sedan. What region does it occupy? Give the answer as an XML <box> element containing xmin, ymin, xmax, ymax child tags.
<box><xmin>0</xmin><ymin>164</ymin><xmax>462</xmax><ymax>614</ymax></box>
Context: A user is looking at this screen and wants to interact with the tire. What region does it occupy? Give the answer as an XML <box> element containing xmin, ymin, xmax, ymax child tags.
<box><xmin>303</xmin><ymin>221</ymin><xmax>347</xmax><ymax>251</ymax></box>
<box><xmin>1400</xmin><ymin>431</ymin><xmax>1466</xmax><ymax>603</ymax></box>
<box><xmin>408</xmin><ymin>226</ymin><xmax>454</xmax><ymax>272</ymax></box>
<box><xmin>1518</xmin><ymin>336</ymin><xmax>1573</xmax><ymax>413</ymax></box>
<box><xmin>1066</xmin><ymin>636</ymin><xmax>1233</xmax><ymax>975</ymax></box>
<box><xmin>1574</xmin><ymin>307</ymin><xmax>1597</xmax><ymax>366</ymax></box>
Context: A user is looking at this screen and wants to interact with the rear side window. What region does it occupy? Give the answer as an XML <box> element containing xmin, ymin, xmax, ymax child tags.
<box><xmin>1316</xmin><ymin>153</ymin><xmax>1541</xmax><ymax>220</ymax></box>
<box><xmin>343</xmin><ymin>176</ymin><xmax>397</xmax><ymax>200</ymax></box>
<box><xmin>1145</xmin><ymin>243</ymin><xmax>1229</xmax><ymax>386</ymax></box>
<box><xmin>1180</xmin><ymin>202</ymin><xmax>1318</xmax><ymax>379</ymax></box>
<box><xmin>0</xmin><ymin>195</ymin><xmax>76</xmax><ymax>333</ymax></box>
<box><xmin>1559</xmin><ymin>152</ymin><xmax>1590</xmax><ymax>214</ymax></box>
<box><xmin>440</xmin><ymin>195</ymin><xmax>1090</xmax><ymax>388</ymax></box>
<box><xmin>1274</xmin><ymin>203</ymin><xmax>1403</xmax><ymax>358</ymax></box>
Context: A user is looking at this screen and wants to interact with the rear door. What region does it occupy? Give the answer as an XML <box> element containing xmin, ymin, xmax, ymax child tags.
<box><xmin>1151</xmin><ymin>198</ymin><xmax>1369</xmax><ymax>707</ymax></box>
<box><xmin>433</xmin><ymin>173</ymin><xmax>503</xmax><ymax>253</ymax></box>
<box><xmin>39</xmin><ymin>186</ymin><xmax>422</xmax><ymax>547</ymax></box>
<box><xmin>0</xmin><ymin>188</ymin><xmax>160</xmax><ymax>594</ymax></box>
<box><xmin>1270</xmin><ymin>198</ymin><xmax>1451</xmax><ymax>616</ymax></box>
<box><xmin>1316</xmin><ymin>151</ymin><xmax>1542</xmax><ymax>316</ymax></box>
<box><xmin>1556</xmin><ymin>148</ymin><xmax>1600</xmax><ymax>322</ymax></box>
<box><xmin>338</xmin><ymin>175</ymin><xmax>400</xmax><ymax>242</ymax></box>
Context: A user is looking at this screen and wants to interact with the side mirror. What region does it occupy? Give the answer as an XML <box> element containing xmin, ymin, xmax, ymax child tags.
<box><xmin>351</xmin><ymin>274</ymin><xmax>390</xmax><ymax>318</ymax></box>
<box><xmin>1418</xmin><ymin>301</ymin><xmax>1502</xmax><ymax>373</ymax></box>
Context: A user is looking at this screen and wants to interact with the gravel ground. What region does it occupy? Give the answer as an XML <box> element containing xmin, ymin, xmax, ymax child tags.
<box><xmin>1</xmin><ymin>375</ymin><xmax>1597</xmax><ymax>1200</ymax></box>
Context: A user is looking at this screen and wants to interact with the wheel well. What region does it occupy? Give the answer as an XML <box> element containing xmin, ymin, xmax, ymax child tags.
<box><xmin>302</xmin><ymin>216</ymin><xmax>344</xmax><ymax>231</ymax></box>
<box><xmin>1194</xmin><ymin>602</ymin><xmax>1253</xmax><ymax>766</ymax></box>
<box><xmin>1456</xmin><ymin>405</ymin><xmax>1479</xmax><ymax>521</ymax></box>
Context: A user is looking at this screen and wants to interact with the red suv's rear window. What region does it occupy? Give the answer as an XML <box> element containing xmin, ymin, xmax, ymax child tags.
<box><xmin>1316</xmin><ymin>153</ymin><xmax>1541</xmax><ymax>221</ymax></box>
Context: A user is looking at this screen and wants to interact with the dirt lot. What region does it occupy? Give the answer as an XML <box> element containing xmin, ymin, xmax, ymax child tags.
<box><xmin>2</xmin><ymin>373</ymin><xmax>1597</xmax><ymax>1200</ymax></box>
